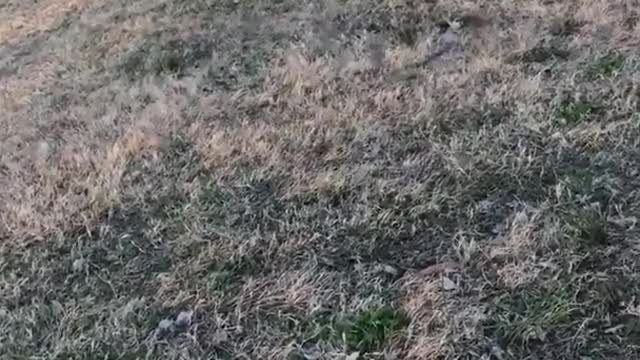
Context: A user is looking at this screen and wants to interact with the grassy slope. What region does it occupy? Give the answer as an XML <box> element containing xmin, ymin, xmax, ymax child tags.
<box><xmin>2</xmin><ymin>0</ymin><xmax>640</xmax><ymax>358</ymax></box>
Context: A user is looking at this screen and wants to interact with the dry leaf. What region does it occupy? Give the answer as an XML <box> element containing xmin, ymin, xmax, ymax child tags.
<box><xmin>417</xmin><ymin>261</ymin><xmax>461</xmax><ymax>277</ymax></box>
<box><xmin>442</xmin><ymin>276</ymin><xmax>458</xmax><ymax>291</ymax></box>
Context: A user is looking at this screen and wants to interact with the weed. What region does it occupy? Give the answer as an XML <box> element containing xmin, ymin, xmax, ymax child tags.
<box><xmin>305</xmin><ymin>307</ymin><xmax>409</xmax><ymax>353</ymax></box>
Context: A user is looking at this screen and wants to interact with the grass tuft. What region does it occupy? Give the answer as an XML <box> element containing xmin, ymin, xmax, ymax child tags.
<box><xmin>488</xmin><ymin>287</ymin><xmax>577</xmax><ymax>351</ymax></box>
<box><xmin>343</xmin><ymin>307</ymin><xmax>409</xmax><ymax>353</ymax></box>
<box><xmin>562</xmin><ymin>207</ymin><xmax>609</xmax><ymax>247</ymax></box>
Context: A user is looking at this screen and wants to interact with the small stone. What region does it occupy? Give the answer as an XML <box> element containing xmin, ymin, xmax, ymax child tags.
<box><xmin>438</xmin><ymin>30</ymin><xmax>463</xmax><ymax>52</ymax></box>
<box><xmin>345</xmin><ymin>352</ymin><xmax>360</xmax><ymax>360</ymax></box>
<box><xmin>449</xmin><ymin>19</ymin><xmax>463</xmax><ymax>30</ymax></box>
<box><xmin>175</xmin><ymin>310</ymin><xmax>193</xmax><ymax>329</ymax></box>
<box><xmin>478</xmin><ymin>199</ymin><xmax>495</xmax><ymax>212</ymax></box>
<box><xmin>156</xmin><ymin>318</ymin><xmax>174</xmax><ymax>339</ymax></box>
<box><xmin>212</xmin><ymin>329</ymin><xmax>229</xmax><ymax>345</ymax></box>
<box><xmin>33</xmin><ymin>141</ymin><xmax>51</xmax><ymax>163</ymax></box>
<box><xmin>158</xmin><ymin>319</ymin><xmax>174</xmax><ymax>331</ymax></box>
<box><xmin>299</xmin><ymin>346</ymin><xmax>322</xmax><ymax>360</ymax></box>
<box><xmin>72</xmin><ymin>259</ymin><xmax>85</xmax><ymax>272</ymax></box>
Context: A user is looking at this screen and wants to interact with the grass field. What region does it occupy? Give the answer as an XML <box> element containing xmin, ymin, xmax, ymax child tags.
<box><xmin>2</xmin><ymin>0</ymin><xmax>640</xmax><ymax>358</ymax></box>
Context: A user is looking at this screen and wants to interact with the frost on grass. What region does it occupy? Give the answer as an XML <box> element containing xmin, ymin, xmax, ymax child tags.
<box><xmin>2</xmin><ymin>0</ymin><xmax>640</xmax><ymax>359</ymax></box>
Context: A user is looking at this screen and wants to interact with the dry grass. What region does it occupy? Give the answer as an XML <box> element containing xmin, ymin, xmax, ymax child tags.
<box><xmin>2</xmin><ymin>0</ymin><xmax>640</xmax><ymax>358</ymax></box>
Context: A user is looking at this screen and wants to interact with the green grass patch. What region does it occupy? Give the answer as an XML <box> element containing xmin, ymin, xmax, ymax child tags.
<box><xmin>562</xmin><ymin>207</ymin><xmax>609</xmax><ymax>247</ymax></box>
<box><xmin>559</xmin><ymin>165</ymin><xmax>612</xmax><ymax>208</ymax></box>
<box><xmin>204</xmin><ymin>256</ymin><xmax>262</xmax><ymax>292</ymax></box>
<box><xmin>344</xmin><ymin>307</ymin><xmax>409</xmax><ymax>352</ymax></box>
<box><xmin>197</xmin><ymin>180</ymin><xmax>230</xmax><ymax>226</ymax></box>
<box><xmin>199</xmin><ymin>181</ymin><xmax>227</xmax><ymax>209</ymax></box>
<box><xmin>561</xmin><ymin>167</ymin><xmax>594</xmax><ymax>196</ymax></box>
<box><xmin>305</xmin><ymin>307</ymin><xmax>409</xmax><ymax>353</ymax></box>
<box><xmin>557</xmin><ymin>100</ymin><xmax>604</xmax><ymax>126</ymax></box>
<box><xmin>487</xmin><ymin>287</ymin><xmax>577</xmax><ymax>351</ymax></box>
<box><xmin>119</xmin><ymin>35</ymin><xmax>214</xmax><ymax>80</ymax></box>
<box><xmin>588</xmin><ymin>53</ymin><xmax>625</xmax><ymax>78</ymax></box>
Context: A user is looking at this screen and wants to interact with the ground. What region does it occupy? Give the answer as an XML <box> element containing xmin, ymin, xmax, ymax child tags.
<box><xmin>2</xmin><ymin>0</ymin><xmax>640</xmax><ymax>359</ymax></box>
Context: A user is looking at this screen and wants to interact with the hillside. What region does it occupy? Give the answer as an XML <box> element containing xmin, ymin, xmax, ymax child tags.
<box><xmin>2</xmin><ymin>0</ymin><xmax>640</xmax><ymax>358</ymax></box>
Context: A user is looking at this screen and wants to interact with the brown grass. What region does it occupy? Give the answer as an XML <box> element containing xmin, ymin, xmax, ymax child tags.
<box><xmin>2</xmin><ymin>0</ymin><xmax>640</xmax><ymax>358</ymax></box>
<box><xmin>0</xmin><ymin>0</ymin><xmax>96</xmax><ymax>46</ymax></box>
